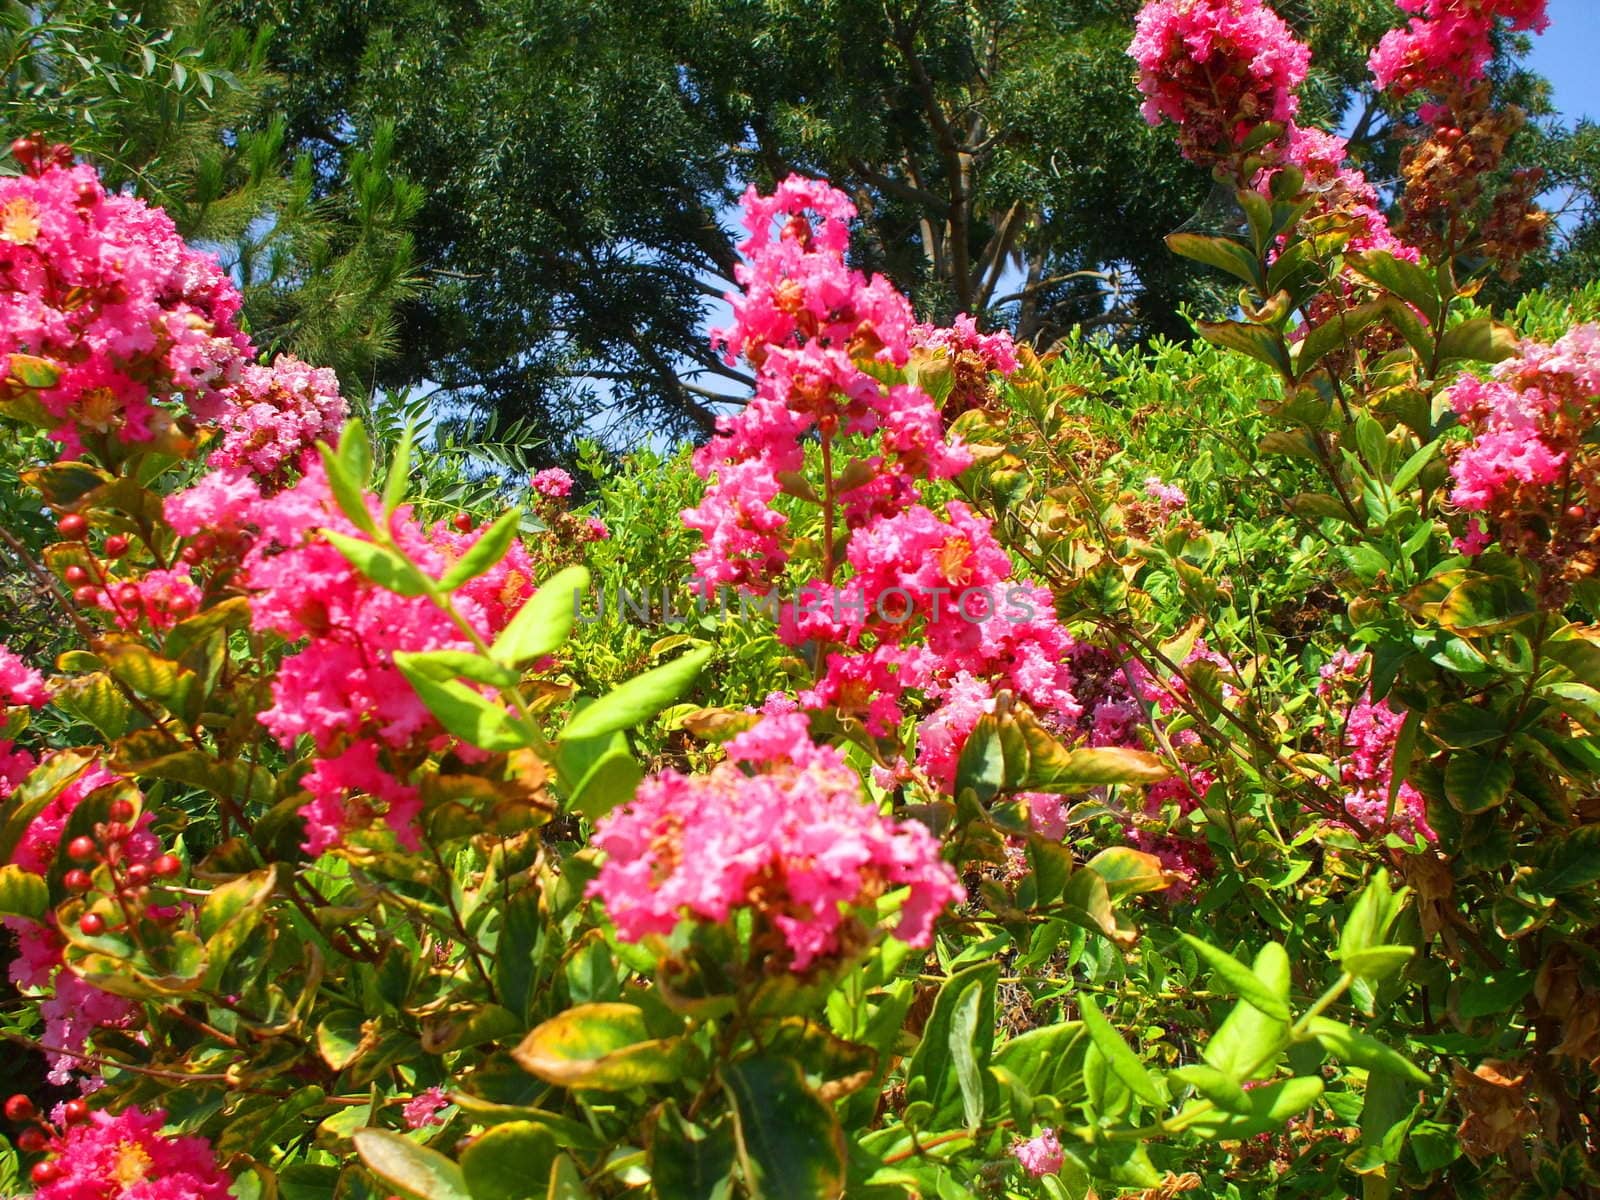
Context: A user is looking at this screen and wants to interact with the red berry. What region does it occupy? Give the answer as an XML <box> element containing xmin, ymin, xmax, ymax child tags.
<box><xmin>4</xmin><ymin>1094</ymin><xmax>34</xmax><ymax>1122</ymax></box>
<box><xmin>108</xmin><ymin>798</ymin><xmax>134</xmax><ymax>823</ymax></box>
<box><xmin>79</xmin><ymin>912</ymin><xmax>105</xmax><ymax>936</ymax></box>
<box><xmin>16</xmin><ymin>1127</ymin><xmax>47</xmax><ymax>1153</ymax></box>
<box><xmin>168</xmin><ymin>593</ymin><xmax>196</xmax><ymax>618</ymax></box>
<box><xmin>72</xmin><ymin>585</ymin><xmax>99</xmax><ymax>607</ymax></box>
<box><xmin>57</xmin><ymin>513</ymin><xmax>87</xmax><ymax>540</ymax></box>
<box><xmin>11</xmin><ymin>136</ymin><xmax>38</xmax><ymax>169</ymax></box>
<box><xmin>113</xmin><ymin>582</ymin><xmax>141</xmax><ymax>607</ymax></box>
<box><xmin>31</xmin><ymin>1160</ymin><xmax>60</xmax><ymax>1186</ymax></box>
<box><xmin>179</xmin><ymin>545</ymin><xmax>203</xmax><ymax>565</ymax></box>
<box><xmin>61</xmin><ymin>1099</ymin><xmax>88</xmax><ymax>1125</ymax></box>
<box><xmin>152</xmin><ymin>854</ymin><xmax>182</xmax><ymax>878</ymax></box>
<box><xmin>102</xmin><ymin>821</ymin><xmax>128</xmax><ymax>844</ymax></box>
<box><xmin>453</xmin><ymin>513</ymin><xmax>474</xmax><ymax>532</ymax></box>
<box><xmin>1567</xmin><ymin>504</ymin><xmax>1586</xmax><ymax>521</ymax></box>
<box><xmin>63</xmin><ymin>868</ymin><xmax>93</xmax><ymax>893</ymax></box>
<box><xmin>124</xmin><ymin>863</ymin><xmax>150</xmax><ymax>887</ymax></box>
<box><xmin>104</xmin><ymin>534</ymin><xmax>128</xmax><ymax>558</ymax></box>
<box><xmin>67</xmin><ymin>836</ymin><xmax>97</xmax><ymax>862</ymax></box>
<box><xmin>63</xmin><ymin>566</ymin><xmax>88</xmax><ymax>586</ymax></box>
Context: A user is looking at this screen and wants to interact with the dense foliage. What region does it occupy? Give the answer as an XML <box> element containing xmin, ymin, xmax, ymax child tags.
<box><xmin>2</xmin><ymin>1</ymin><xmax>1600</xmax><ymax>1199</ymax></box>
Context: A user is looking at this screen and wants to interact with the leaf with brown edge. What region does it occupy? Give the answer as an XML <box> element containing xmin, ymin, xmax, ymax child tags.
<box><xmin>512</xmin><ymin>1003</ymin><xmax>689</xmax><ymax>1091</ymax></box>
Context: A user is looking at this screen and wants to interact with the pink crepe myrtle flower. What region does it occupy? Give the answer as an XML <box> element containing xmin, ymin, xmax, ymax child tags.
<box><xmin>402</xmin><ymin>1087</ymin><xmax>450</xmax><ymax>1129</ymax></box>
<box><xmin>207</xmin><ymin>354</ymin><xmax>346</xmax><ymax>479</ymax></box>
<box><xmin>0</xmin><ymin>151</ymin><xmax>253</xmax><ymax>455</ymax></box>
<box><xmin>530</xmin><ymin>467</ymin><xmax>574</xmax><ymax>499</ymax></box>
<box><xmin>1129</xmin><ymin>0</ymin><xmax>1312</xmax><ymax>165</ymax></box>
<box><xmin>0</xmin><ymin>644</ymin><xmax>49</xmax><ymax>707</ymax></box>
<box><xmin>1444</xmin><ymin>323</ymin><xmax>1600</xmax><ymax>578</ymax></box>
<box><xmin>1369</xmin><ymin>0</ymin><xmax>1548</xmax><ymax>97</ymax></box>
<box><xmin>1012</xmin><ymin>1128</ymin><xmax>1065</xmax><ymax>1177</ymax></box>
<box><xmin>29</xmin><ymin>1105</ymin><xmax>232</xmax><ymax>1200</ymax></box>
<box><xmin>5</xmin><ymin>919</ymin><xmax>138</xmax><ymax>1087</ymax></box>
<box><xmin>1337</xmin><ymin>690</ymin><xmax>1435</xmax><ymax>843</ymax></box>
<box><xmin>587</xmin><ymin>712</ymin><xmax>963</xmax><ymax>971</ymax></box>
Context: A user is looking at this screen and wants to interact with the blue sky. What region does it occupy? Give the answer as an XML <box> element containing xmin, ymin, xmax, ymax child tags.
<box><xmin>1527</xmin><ymin>0</ymin><xmax>1600</xmax><ymax>124</ymax></box>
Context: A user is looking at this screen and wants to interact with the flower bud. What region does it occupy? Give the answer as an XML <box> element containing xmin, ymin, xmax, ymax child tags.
<box><xmin>104</xmin><ymin>534</ymin><xmax>128</xmax><ymax>558</ymax></box>
<box><xmin>63</xmin><ymin>869</ymin><xmax>93</xmax><ymax>893</ymax></box>
<box><xmin>67</xmin><ymin>836</ymin><xmax>97</xmax><ymax>862</ymax></box>
<box><xmin>16</xmin><ymin>1127</ymin><xmax>47</xmax><ymax>1153</ymax></box>
<box><xmin>57</xmin><ymin>513</ymin><xmax>87</xmax><ymax>540</ymax></box>
<box><xmin>72</xmin><ymin>585</ymin><xmax>98</xmax><ymax>607</ymax></box>
<box><xmin>108</xmin><ymin>798</ymin><xmax>134</xmax><ymax>823</ymax></box>
<box><xmin>125</xmin><ymin>863</ymin><xmax>151</xmax><ymax>887</ymax></box>
<box><xmin>152</xmin><ymin>854</ymin><xmax>182</xmax><ymax>879</ymax></box>
<box><xmin>61</xmin><ymin>1099</ymin><xmax>88</xmax><ymax>1125</ymax></box>
<box><xmin>79</xmin><ymin>912</ymin><xmax>105</xmax><ymax>936</ymax></box>
<box><xmin>30</xmin><ymin>1161</ymin><xmax>60</xmax><ymax>1186</ymax></box>
<box><xmin>63</xmin><ymin>566</ymin><xmax>88</xmax><ymax>586</ymax></box>
<box><xmin>4</xmin><ymin>1094</ymin><xmax>35</xmax><ymax>1122</ymax></box>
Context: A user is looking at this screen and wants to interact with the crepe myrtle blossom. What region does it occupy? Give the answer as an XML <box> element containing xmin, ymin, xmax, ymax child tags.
<box><xmin>1012</xmin><ymin>1128</ymin><xmax>1066</xmax><ymax>1177</ymax></box>
<box><xmin>686</xmin><ymin>176</ymin><xmax>969</xmax><ymax>591</ymax></box>
<box><xmin>587</xmin><ymin>712</ymin><xmax>963</xmax><ymax>971</ymax></box>
<box><xmin>1129</xmin><ymin>0</ymin><xmax>1312</xmax><ymax>165</ymax></box>
<box><xmin>25</xmin><ymin>1105</ymin><xmax>233</xmax><ymax>1200</ymax></box>
<box><xmin>1369</xmin><ymin>0</ymin><xmax>1548</xmax><ymax>97</ymax></box>
<box><xmin>1445</xmin><ymin>324</ymin><xmax>1600</xmax><ymax>585</ymax></box>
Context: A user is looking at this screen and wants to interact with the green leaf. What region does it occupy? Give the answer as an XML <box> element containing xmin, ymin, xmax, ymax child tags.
<box><xmin>720</xmin><ymin>1057</ymin><xmax>846</xmax><ymax>1200</ymax></box>
<box><xmin>648</xmin><ymin>1104</ymin><xmax>735</xmax><ymax>1200</ymax></box>
<box><xmin>1169</xmin><ymin>1064</ymin><xmax>1251</xmax><ymax>1115</ymax></box>
<box><xmin>554</xmin><ymin>729</ymin><xmax>643</xmax><ymax>821</ymax></box>
<box><xmin>1305</xmin><ymin>1017</ymin><xmax>1428</xmax><ymax>1084</ymax></box>
<box><xmin>1084</xmin><ymin>847</ymin><xmax>1170</xmax><ymax>901</ymax></box>
<box><xmin>318</xmin><ymin>425</ymin><xmax>378</xmax><ymax>534</ymax></box>
<box><xmin>1204</xmin><ymin>942</ymin><xmax>1291</xmax><ymax>1079</ymax></box>
<box><xmin>1435</xmin><ymin>575</ymin><xmax>1534</xmax><ymax>636</ymax></box>
<box><xmin>1345</xmin><ymin>252</ymin><xmax>1440</xmax><ymax>324</ymax></box>
<box><xmin>352</xmin><ymin>1129</ymin><xmax>471</xmax><ymax>1200</ymax></box>
<box><xmin>559</xmin><ymin>646</ymin><xmax>712</xmax><ymax>741</ymax></box>
<box><xmin>0</xmin><ymin>864</ymin><xmax>48</xmax><ymax>919</ymax></box>
<box><xmin>1443</xmin><ymin>752</ymin><xmax>1513</xmax><ymax>814</ymax></box>
<box><xmin>1340</xmin><ymin>945</ymin><xmax>1414</xmax><ymax>981</ymax></box>
<box><xmin>8</xmin><ymin>352</ymin><xmax>61</xmax><ymax>389</ymax></box>
<box><xmin>383</xmin><ymin>424</ymin><xmax>415</xmax><ymax>515</ymax></box>
<box><xmin>1338</xmin><ymin>870</ymin><xmax>1408</xmax><ymax>963</ymax></box>
<box><xmin>199</xmin><ymin>867</ymin><xmax>277</xmax><ymax>989</ymax></box>
<box><xmin>394</xmin><ymin>649</ymin><xmax>521</xmax><ymax>690</ymax></box>
<box><xmin>1177</xmin><ymin>1077</ymin><xmax>1324</xmax><ymax>1139</ymax></box>
<box><xmin>1527</xmin><ymin>825</ymin><xmax>1600</xmax><ymax>895</ymax></box>
<box><xmin>1197</xmin><ymin>320</ymin><xmax>1292</xmax><ymax>377</ymax></box>
<box><xmin>1437</xmin><ymin>317</ymin><xmax>1519</xmax><ymax>364</ymax></box>
<box><xmin>394</xmin><ymin>655</ymin><xmax>530</xmax><ymax>752</ymax></box>
<box><xmin>954</xmin><ymin>714</ymin><xmax>1006</xmax><ymax>805</ymax></box>
<box><xmin>1179</xmin><ymin>935</ymin><xmax>1291</xmax><ymax>1020</ymax></box>
<box><xmin>1390</xmin><ymin>440</ymin><xmax>1441</xmax><ymax>492</ymax></box>
<box><xmin>1076</xmin><ymin>995</ymin><xmax>1163</xmax><ymax>1106</ymax></box>
<box><xmin>511</xmin><ymin>1003</ymin><xmax>687</xmax><ymax>1091</ymax></box>
<box><xmin>440</xmin><ymin>510</ymin><xmax>523</xmax><ymax>592</ymax></box>
<box><xmin>316</xmin><ymin>1011</ymin><xmax>367</xmax><ymax>1071</ymax></box>
<box><xmin>905</xmin><ymin>963</ymin><xmax>998</xmax><ymax>1125</ymax></box>
<box><xmin>461</xmin><ymin>1122</ymin><xmax>561</xmax><ymax>1200</ymax></box>
<box><xmin>1165</xmin><ymin>233</ymin><xmax>1263</xmax><ymax>290</ymax></box>
<box><xmin>546</xmin><ymin>1156</ymin><xmax>591</xmax><ymax>1200</ymax></box>
<box><xmin>1295</xmin><ymin>302</ymin><xmax>1387</xmax><ymax>378</ymax></box>
<box><xmin>492</xmin><ymin>566</ymin><xmax>591</xmax><ymax>666</ymax></box>
<box><xmin>324</xmin><ymin>529</ymin><xmax>433</xmax><ymax>596</ymax></box>
<box><xmin>1020</xmin><ymin>747</ymin><xmax>1169</xmax><ymax>794</ymax></box>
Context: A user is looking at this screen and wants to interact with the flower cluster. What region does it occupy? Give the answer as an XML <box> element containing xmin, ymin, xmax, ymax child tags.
<box><xmin>911</xmin><ymin>314</ymin><xmax>1018</xmax><ymax>418</ymax></box>
<box><xmin>0</xmin><ymin>140</ymin><xmax>251</xmax><ymax>456</ymax></box>
<box><xmin>163</xmin><ymin>461</ymin><xmax>539</xmax><ymax>853</ymax></box>
<box><xmin>24</xmin><ymin>1105</ymin><xmax>233</xmax><ymax>1200</ymax></box>
<box><xmin>206</xmin><ymin>355</ymin><xmax>345</xmax><ymax>480</ymax></box>
<box><xmin>587</xmin><ymin>712</ymin><xmax>963</xmax><ymax>971</ymax></box>
<box><xmin>1446</xmin><ymin>323</ymin><xmax>1600</xmax><ymax>588</ymax></box>
<box><xmin>1129</xmin><ymin>0</ymin><xmax>1311</xmax><ymax>166</ymax></box>
<box><xmin>1369</xmin><ymin>0</ymin><xmax>1548</xmax><ymax>98</ymax></box>
<box><xmin>1012</xmin><ymin>1128</ymin><xmax>1065</xmax><ymax>1177</ymax></box>
<box><xmin>1271</xmin><ymin>125</ymin><xmax>1416</xmax><ymax>262</ymax></box>
<box><xmin>687</xmin><ymin>176</ymin><xmax>971</xmax><ymax>591</ymax></box>
<box><xmin>1315</xmin><ymin>652</ymin><xmax>1435</xmax><ymax>842</ymax></box>
<box><xmin>526</xmin><ymin>467</ymin><xmax>609</xmax><ymax>554</ymax></box>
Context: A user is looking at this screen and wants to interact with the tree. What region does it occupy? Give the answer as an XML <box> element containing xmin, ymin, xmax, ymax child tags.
<box><xmin>217</xmin><ymin>0</ymin><xmax>1563</xmax><ymax>446</ymax></box>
